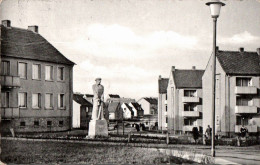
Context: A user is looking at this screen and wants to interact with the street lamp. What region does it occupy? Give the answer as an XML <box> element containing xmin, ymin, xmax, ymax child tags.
<box><xmin>205</xmin><ymin>0</ymin><xmax>225</xmax><ymax>157</ymax></box>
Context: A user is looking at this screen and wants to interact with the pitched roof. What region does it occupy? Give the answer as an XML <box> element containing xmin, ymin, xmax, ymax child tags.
<box><xmin>173</xmin><ymin>69</ymin><xmax>204</xmax><ymax>88</ymax></box>
<box><xmin>158</xmin><ymin>78</ymin><xmax>169</xmax><ymax>94</ymax></box>
<box><xmin>108</xmin><ymin>102</ymin><xmax>120</xmax><ymax>112</ymax></box>
<box><xmin>216</xmin><ymin>50</ymin><xmax>260</xmax><ymax>75</ymax></box>
<box><xmin>73</xmin><ymin>94</ymin><xmax>92</xmax><ymax>106</ymax></box>
<box><xmin>124</xmin><ymin>103</ymin><xmax>132</xmax><ymax>110</ymax></box>
<box><xmin>124</xmin><ymin>103</ymin><xmax>134</xmax><ymax>114</ymax></box>
<box><xmin>108</xmin><ymin>94</ymin><xmax>120</xmax><ymax>98</ymax></box>
<box><xmin>142</xmin><ymin>97</ymin><xmax>158</xmax><ymax>105</ymax></box>
<box><xmin>130</xmin><ymin>102</ymin><xmax>143</xmax><ymax>111</ymax></box>
<box><xmin>1</xmin><ymin>25</ymin><xmax>75</xmax><ymax>65</ymax></box>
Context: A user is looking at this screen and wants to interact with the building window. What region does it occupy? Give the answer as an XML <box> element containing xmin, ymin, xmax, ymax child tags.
<box><xmin>184</xmin><ymin>104</ymin><xmax>195</xmax><ymax>111</ymax></box>
<box><xmin>45</xmin><ymin>93</ymin><xmax>53</xmax><ymax>109</ymax></box>
<box><xmin>1</xmin><ymin>61</ymin><xmax>10</xmax><ymax>75</ymax></box>
<box><xmin>58</xmin><ymin>94</ymin><xmax>65</xmax><ymax>109</ymax></box>
<box><xmin>20</xmin><ymin>121</ymin><xmax>25</xmax><ymax>127</ymax></box>
<box><xmin>236</xmin><ymin>77</ymin><xmax>251</xmax><ymax>87</ymax></box>
<box><xmin>32</xmin><ymin>93</ymin><xmax>41</xmax><ymax>109</ymax></box>
<box><xmin>18</xmin><ymin>62</ymin><xmax>27</xmax><ymax>79</ymax></box>
<box><xmin>45</xmin><ymin>65</ymin><xmax>54</xmax><ymax>80</ymax></box>
<box><xmin>18</xmin><ymin>92</ymin><xmax>27</xmax><ymax>108</ymax></box>
<box><xmin>59</xmin><ymin>121</ymin><xmax>64</xmax><ymax>127</ymax></box>
<box><xmin>34</xmin><ymin>121</ymin><xmax>39</xmax><ymax>127</ymax></box>
<box><xmin>57</xmin><ymin>67</ymin><xmax>64</xmax><ymax>81</ymax></box>
<box><xmin>184</xmin><ymin>119</ymin><xmax>196</xmax><ymax>126</ymax></box>
<box><xmin>32</xmin><ymin>64</ymin><xmax>41</xmax><ymax>80</ymax></box>
<box><xmin>166</xmin><ymin>116</ymin><xmax>168</xmax><ymax>123</ymax></box>
<box><xmin>184</xmin><ymin>90</ymin><xmax>196</xmax><ymax>97</ymax></box>
<box><xmin>236</xmin><ymin>96</ymin><xmax>252</xmax><ymax>106</ymax></box>
<box><xmin>47</xmin><ymin>121</ymin><xmax>52</xmax><ymax>127</ymax></box>
<box><xmin>1</xmin><ymin>92</ymin><xmax>10</xmax><ymax>107</ymax></box>
<box><xmin>236</xmin><ymin>116</ymin><xmax>249</xmax><ymax>125</ymax></box>
<box><xmin>165</xmin><ymin>94</ymin><xmax>167</xmax><ymax>100</ymax></box>
<box><xmin>165</xmin><ymin>105</ymin><xmax>167</xmax><ymax>112</ymax></box>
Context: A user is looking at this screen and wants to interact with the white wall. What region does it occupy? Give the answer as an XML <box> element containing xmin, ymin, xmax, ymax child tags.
<box><xmin>72</xmin><ymin>100</ymin><xmax>80</xmax><ymax>128</ymax></box>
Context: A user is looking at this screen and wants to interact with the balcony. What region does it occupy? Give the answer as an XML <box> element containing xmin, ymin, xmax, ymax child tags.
<box><xmin>235</xmin><ymin>86</ymin><xmax>257</xmax><ymax>95</ymax></box>
<box><xmin>1</xmin><ymin>75</ymin><xmax>20</xmax><ymax>88</ymax></box>
<box><xmin>235</xmin><ymin>125</ymin><xmax>258</xmax><ymax>133</ymax></box>
<box><xmin>182</xmin><ymin>111</ymin><xmax>200</xmax><ymax>117</ymax></box>
<box><xmin>235</xmin><ymin>106</ymin><xmax>257</xmax><ymax>114</ymax></box>
<box><xmin>182</xmin><ymin>96</ymin><xmax>200</xmax><ymax>103</ymax></box>
<box><xmin>1</xmin><ymin>107</ymin><xmax>19</xmax><ymax>119</ymax></box>
<box><xmin>183</xmin><ymin>125</ymin><xmax>195</xmax><ymax>132</ymax></box>
<box><xmin>195</xmin><ymin>119</ymin><xmax>202</xmax><ymax>127</ymax></box>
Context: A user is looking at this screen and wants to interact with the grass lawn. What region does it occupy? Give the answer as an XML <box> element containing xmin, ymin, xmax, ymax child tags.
<box><xmin>1</xmin><ymin>140</ymin><xmax>195</xmax><ymax>164</ymax></box>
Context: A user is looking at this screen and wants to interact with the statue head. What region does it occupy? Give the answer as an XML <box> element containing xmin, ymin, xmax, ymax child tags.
<box><xmin>95</xmin><ymin>78</ymin><xmax>102</xmax><ymax>85</ymax></box>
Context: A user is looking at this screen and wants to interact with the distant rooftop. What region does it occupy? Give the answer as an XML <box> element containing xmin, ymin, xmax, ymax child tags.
<box><xmin>158</xmin><ymin>78</ymin><xmax>169</xmax><ymax>94</ymax></box>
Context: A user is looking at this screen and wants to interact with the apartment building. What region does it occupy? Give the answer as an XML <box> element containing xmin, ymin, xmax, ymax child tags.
<box><xmin>1</xmin><ymin>20</ymin><xmax>74</xmax><ymax>132</ymax></box>
<box><xmin>203</xmin><ymin>47</ymin><xmax>260</xmax><ymax>136</ymax></box>
<box><xmin>167</xmin><ymin>66</ymin><xmax>204</xmax><ymax>134</ymax></box>
<box><xmin>158</xmin><ymin>76</ymin><xmax>169</xmax><ymax>131</ymax></box>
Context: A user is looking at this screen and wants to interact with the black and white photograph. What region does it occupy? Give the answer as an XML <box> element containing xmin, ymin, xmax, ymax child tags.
<box><xmin>0</xmin><ymin>0</ymin><xmax>260</xmax><ymax>164</ymax></box>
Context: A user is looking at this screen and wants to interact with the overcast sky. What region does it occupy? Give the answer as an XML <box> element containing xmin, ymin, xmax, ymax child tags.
<box><xmin>1</xmin><ymin>0</ymin><xmax>260</xmax><ymax>100</ymax></box>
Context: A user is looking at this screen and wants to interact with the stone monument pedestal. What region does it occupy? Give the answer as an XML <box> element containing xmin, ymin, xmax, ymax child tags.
<box><xmin>88</xmin><ymin>119</ymin><xmax>108</xmax><ymax>138</ymax></box>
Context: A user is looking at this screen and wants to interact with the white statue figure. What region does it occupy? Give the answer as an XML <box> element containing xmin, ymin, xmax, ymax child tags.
<box><xmin>92</xmin><ymin>78</ymin><xmax>104</xmax><ymax>120</ymax></box>
<box><xmin>88</xmin><ymin>77</ymin><xmax>108</xmax><ymax>138</ymax></box>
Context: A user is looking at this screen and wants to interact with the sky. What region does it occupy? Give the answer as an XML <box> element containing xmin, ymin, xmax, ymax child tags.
<box><xmin>1</xmin><ymin>0</ymin><xmax>260</xmax><ymax>100</ymax></box>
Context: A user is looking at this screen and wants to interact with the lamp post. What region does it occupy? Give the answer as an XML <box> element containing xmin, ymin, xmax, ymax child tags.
<box><xmin>206</xmin><ymin>0</ymin><xmax>225</xmax><ymax>157</ymax></box>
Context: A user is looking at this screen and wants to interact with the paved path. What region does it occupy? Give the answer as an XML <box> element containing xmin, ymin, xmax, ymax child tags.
<box><xmin>215</xmin><ymin>148</ymin><xmax>260</xmax><ymax>164</ymax></box>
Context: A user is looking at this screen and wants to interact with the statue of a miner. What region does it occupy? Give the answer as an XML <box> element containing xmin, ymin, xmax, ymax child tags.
<box><xmin>87</xmin><ymin>77</ymin><xmax>108</xmax><ymax>138</ymax></box>
<box><xmin>92</xmin><ymin>77</ymin><xmax>104</xmax><ymax>120</ymax></box>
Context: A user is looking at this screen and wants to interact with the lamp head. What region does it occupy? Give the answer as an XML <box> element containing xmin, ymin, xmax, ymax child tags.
<box><xmin>206</xmin><ymin>0</ymin><xmax>225</xmax><ymax>18</ymax></box>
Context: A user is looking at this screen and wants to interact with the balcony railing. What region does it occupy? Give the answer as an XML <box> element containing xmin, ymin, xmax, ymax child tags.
<box><xmin>235</xmin><ymin>125</ymin><xmax>258</xmax><ymax>133</ymax></box>
<box><xmin>1</xmin><ymin>75</ymin><xmax>20</xmax><ymax>88</ymax></box>
<box><xmin>235</xmin><ymin>86</ymin><xmax>257</xmax><ymax>95</ymax></box>
<box><xmin>182</xmin><ymin>96</ymin><xmax>200</xmax><ymax>103</ymax></box>
<box><xmin>235</xmin><ymin>106</ymin><xmax>257</xmax><ymax>114</ymax></box>
<box><xmin>1</xmin><ymin>107</ymin><xmax>19</xmax><ymax>119</ymax></box>
<box><xmin>195</xmin><ymin>119</ymin><xmax>202</xmax><ymax>127</ymax></box>
<box><xmin>182</xmin><ymin>111</ymin><xmax>200</xmax><ymax>117</ymax></box>
<box><xmin>183</xmin><ymin>125</ymin><xmax>195</xmax><ymax>132</ymax></box>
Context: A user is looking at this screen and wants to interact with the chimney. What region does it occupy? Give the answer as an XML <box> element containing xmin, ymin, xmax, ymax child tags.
<box><xmin>171</xmin><ymin>66</ymin><xmax>175</xmax><ymax>72</ymax></box>
<box><xmin>158</xmin><ymin>75</ymin><xmax>162</xmax><ymax>80</ymax></box>
<box><xmin>28</xmin><ymin>25</ymin><xmax>38</xmax><ymax>33</ymax></box>
<box><xmin>2</xmin><ymin>20</ymin><xmax>11</xmax><ymax>27</ymax></box>
<box><xmin>192</xmin><ymin>66</ymin><xmax>196</xmax><ymax>70</ymax></box>
<box><xmin>256</xmin><ymin>48</ymin><xmax>260</xmax><ymax>56</ymax></box>
<box><xmin>239</xmin><ymin>47</ymin><xmax>244</xmax><ymax>52</ymax></box>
